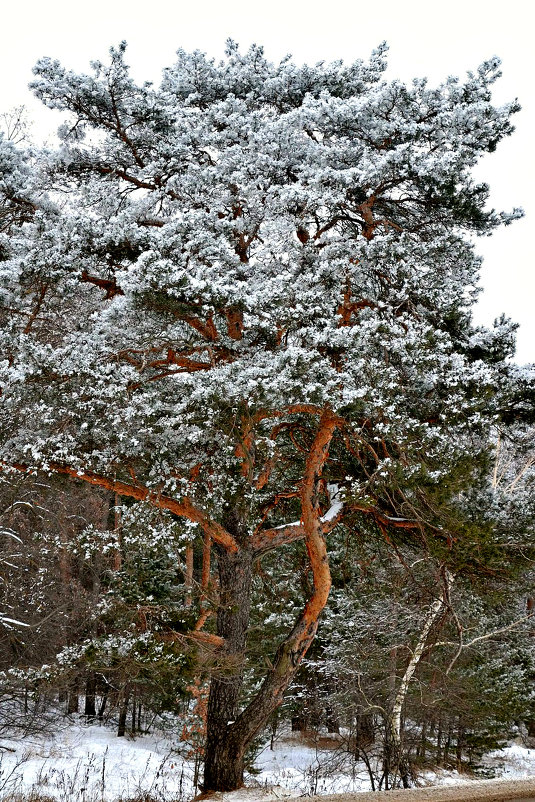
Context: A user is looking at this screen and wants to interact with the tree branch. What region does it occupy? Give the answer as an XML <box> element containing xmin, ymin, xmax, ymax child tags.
<box><xmin>227</xmin><ymin>409</ymin><xmax>340</xmax><ymax>745</ymax></box>
<box><xmin>3</xmin><ymin>462</ymin><xmax>239</xmax><ymax>554</ymax></box>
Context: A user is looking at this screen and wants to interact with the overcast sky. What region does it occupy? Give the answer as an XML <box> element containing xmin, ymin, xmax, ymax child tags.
<box><xmin>2</xmin><ymin>0</ymin><xmax>533</xmax><ymax>363</ymax></box>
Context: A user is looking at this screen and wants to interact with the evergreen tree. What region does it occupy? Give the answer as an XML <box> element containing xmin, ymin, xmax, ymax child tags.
<box><xmin>0</xmin><ymin>41</ymin><xmax>530</xmax><ymax>789</ymax></box>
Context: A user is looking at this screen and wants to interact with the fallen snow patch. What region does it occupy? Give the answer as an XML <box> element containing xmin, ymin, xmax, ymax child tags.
<box><xmin>3</xmin><ymin>723</ymin><xmax>535</xmax><ymax>801</ymax></box>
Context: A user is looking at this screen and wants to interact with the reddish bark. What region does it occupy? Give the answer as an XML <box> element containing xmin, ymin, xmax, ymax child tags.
<box><xmin>4</xmin><ymin>406</ymin><xmax>346</xmax><ymax>793</ymax></box>
<box><xmin>5</xmin><ymin>462</ymin><xmax>239</xmax><ymax>554</ymax></box>
<box><xmin>202</xmin><ymin>409</ymin><xmax>340</xmax><ymax>790</ymax></box>
<box><xmin>201</xmin><ymin>533</ymin><xmax>211</xmax><ymax>591</ymax></box>
<box><xmin>225</xmin><ymin>308</ymin><xmax>244</xmax><ymax>340</ymax></box>
<box><xmin>185</xmin><ymin>544</ymin><xmax>194</xmax><ymax>607</ymax></box>
<box><xmin>80</xmin><ymin>270</ymin><xmax>124</xmax><ymax>299</ymax></box>
<box><xmin>23</xmin><ymin>283</ymin><xmax>49</xmax><ymax>334</ymax></box>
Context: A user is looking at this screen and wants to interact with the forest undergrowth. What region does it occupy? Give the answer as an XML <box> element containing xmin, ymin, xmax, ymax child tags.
<box><xmin>2</xmin><ymin>715</ymin><xmax>535</xmax><ymax>802</ymax></box>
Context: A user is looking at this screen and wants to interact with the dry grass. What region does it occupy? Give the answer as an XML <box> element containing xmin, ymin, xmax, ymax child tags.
<box><xmin>0</xmin><ymin>794</ymin><xmax>56</xmax><ymax>802</ymax></box>
<box><xmin>0</xmin><ymin>795</ymin><xmax>166</xmax><ymax>802</ymax></box>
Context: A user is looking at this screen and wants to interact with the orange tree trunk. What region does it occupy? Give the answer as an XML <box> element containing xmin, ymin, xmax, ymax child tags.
<box><xmin>202</xmin><ymin>411</ymin><xmax>337</xmax><ymax>791</ymax></box>
<box><xmin>202</xmin><ymin>536</ymin><xmax>332</xmax><ymax>791</ymax></box>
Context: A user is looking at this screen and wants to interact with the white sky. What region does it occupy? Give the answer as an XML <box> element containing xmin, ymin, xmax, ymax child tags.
<box><xmin>2</xmin><ymin>0</ymin><xmax>533</xmax><ymax>363</ymax></box>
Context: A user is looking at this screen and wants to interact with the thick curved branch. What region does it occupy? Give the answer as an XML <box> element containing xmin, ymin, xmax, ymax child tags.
<box><xmin>96</xmin><ymin>164</ymin><xmax>157</xmax><ymax>191</ymax></box>
<box><xmin>4</xmin><ymin>461</ymin><xmax>239</xmax><ymax>554</ymax></box>
<box><xmin>227</xmin><ymin>409</ymin><xmax>339</xmax><ymax>747</ymax></box>
<box><xmin>350</xmin><ymin>501</ymin><xmax>421</xmax><ymax>531</ymax></box>
<box><xmin>161</xmin><ymin>630</ymin><xmax>224</xmax><ymax>649</ymax></box>
<box><xmin>252</xmin><ymin>484</ymin><xmax>344</xmax><ymax>555</ymax></box>
<box><xmin>253</xmin><ymin>404</ymin><xmax>346</xmax><ymax>424</ymax></box>
<box><xmin>252</xmin><ymin>522</ymin><xmax>304</xmax><ymax>554</ymax></box>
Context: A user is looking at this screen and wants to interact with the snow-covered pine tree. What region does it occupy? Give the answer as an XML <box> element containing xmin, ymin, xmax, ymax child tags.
<box><xmin>0</xmin><ymin>41</ymin><xmax>530</xmax><ymax>790</ymax></box>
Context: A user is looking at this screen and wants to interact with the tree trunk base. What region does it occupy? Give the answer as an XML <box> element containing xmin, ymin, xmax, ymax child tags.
<box><xmin>202</xmin><ymin>739</ymin><xmax>245</xmax><ymax>792</ymax></box>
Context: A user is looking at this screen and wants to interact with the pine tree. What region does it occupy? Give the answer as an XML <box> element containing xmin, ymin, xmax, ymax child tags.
<box><xmin>0</xmin><ymin>41</ymin><xmax>530</xmax><ymax>790</ymax></box>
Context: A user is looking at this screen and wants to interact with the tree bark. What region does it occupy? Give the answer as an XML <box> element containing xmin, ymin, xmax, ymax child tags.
<box><xmin>436</xmin><ymin>714</ymin><xmax>443</xmax><ymax>765</ymax></box>
<box><xmin>355</xmin><ymin>712</ymin><xmax>375</xmax><ymax>749</ymax></box>
<box><xmin>456</xmin><ymin>720</ymin><xmax>465</xmax><ymax>772</ymax></box>
<box><xmin>67</xmin><ymin>681</ymin><xmax>79</xmax><ymax>714</ymax></box>
<box><xmin>292</xmin><ymin>714</ymin><xmax>308</xmax><ymax>732</ymax></box>
<box><xmin>185</xmin><ymin>544</ymin><xmax>194</xmax><ymax>607</ymax></box>
<box><xmin>202</xmin><ymin>409</ymin><xmax>338</xmax><ymax>792</ymax></box>
<box><xmin>117</xmin><ymin>686</ymin><xmax>130</xmax><ymax>737</ymax></box>
<box><xmin>387</xmin><ymin>569</ymin><xmax>453</xmax><ymax>788</ymax></box>
<box><xmin>203</xmin><ymin>547</ymin><xmax>254</xmax><ymax>791</ymax></box>
<box><xmin>98</xmin><ymin>685</ymin><xmax>108</xmax><ymax>721</ymax></box>
<box><xmin>84</xmin><ymin>673</ymin><xmax>97</xmax><ymax>719</ymax></box>
<box><xmin>418</xmin><ymin>717</ymin><xmax>428</xmax><ymax>759</ymax></box>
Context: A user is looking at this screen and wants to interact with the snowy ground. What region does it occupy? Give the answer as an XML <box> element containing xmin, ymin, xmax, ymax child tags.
<box><xmin>0</xmin><ymin>721</ymin><xmax>192</xmax><ymax>801</ymax></box>
<box><xmin>480</xmin><ymin>743</ymin><xmax>535</xmax><ymax>779</ymax></box>
<box><xmin>2</xmin><ymin>720</ymin><xmax>535</xmax><ymax>801</ymax></box>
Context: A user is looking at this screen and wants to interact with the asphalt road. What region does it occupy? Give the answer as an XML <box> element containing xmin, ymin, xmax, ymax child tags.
<box><xmin>286</xmin><ymin>777</ymin><xmax>535</xmax><ymax>802</ymax></box>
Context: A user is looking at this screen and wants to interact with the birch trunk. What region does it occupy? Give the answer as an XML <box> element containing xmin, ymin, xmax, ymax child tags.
<box><xmin>388</xmin><ymin>570</ymin><xmax>454</xmax><ymax>787</ymax></box>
